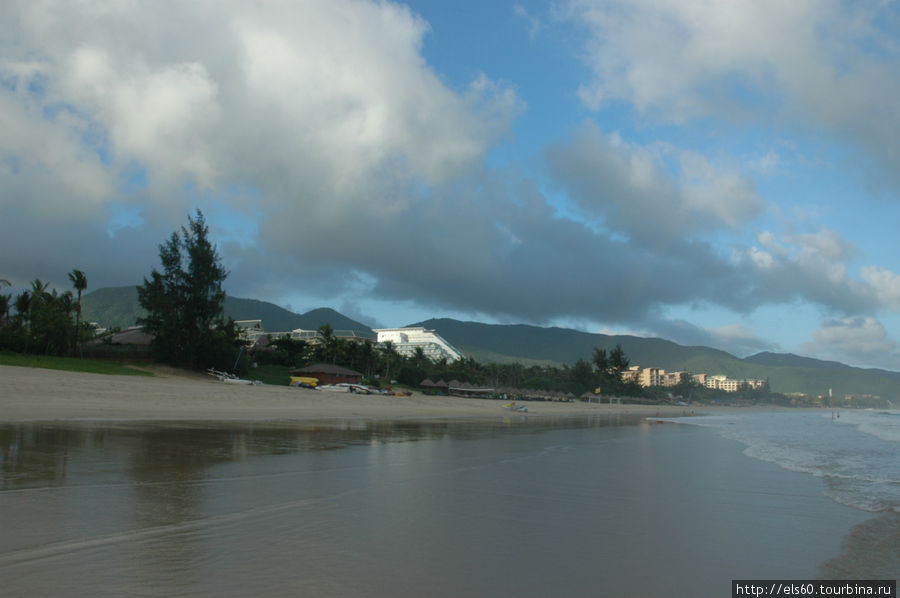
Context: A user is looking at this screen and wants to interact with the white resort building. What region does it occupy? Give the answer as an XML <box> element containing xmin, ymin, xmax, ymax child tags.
<box><xmin>373</xmin><ymin>327</ymin><xmax>464</xmax><ymax>363</ymax></box>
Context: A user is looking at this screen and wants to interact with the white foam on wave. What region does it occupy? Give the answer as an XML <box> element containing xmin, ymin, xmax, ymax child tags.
<box><xmin>667</xmin><ymin>411</ymin><xmax>900</xmax><ymax>514</ymax></box>
<box><xmin>829</xmin><ymin>409</ymin><xmax>900</xmax><ymax>443</ymax></box>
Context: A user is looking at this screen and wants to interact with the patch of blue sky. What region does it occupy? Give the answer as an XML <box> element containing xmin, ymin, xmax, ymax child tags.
<box><xmin>0</xmin><ymin>73</ymin><xmax>16</xmax><ymax>93</ymax></box>
<box><xmin>267</xmin><ymin>271</ymin><xmax>382</xmax><ymax>321</ymax></box>
<box><xmin>0</xmin><ymin>64</ymin><xmax>40</xmax><ymax>95</ymax></box>
<box><xmin>25</xmin><ymin>71</ymin><xmax>47</xmax><ymax>98</ymax></box>
<box><xmin>119</xmin><ymin>163</ymin><xmax>149</xmax><ymax>194</ymax></box>
<box><xmin>410</xmin><ymin>0</ymin><xmax>588</xmax><ymax>151</ymax></box>
<box><xmin>191</xmin><ymin>186</ymin><xmax>264</xmax><ymax>250</ymax></box>
<box><xmin>106</xmin><ymin>203</ymin><xmax>144</xmax><ymax>239</ymax></box>
<box><xmin>410</xmin><ymin>1</ymin><xmax>545</xmax><ymax>85</ymax></box>
<box><xmin>80</xmin><ymin>123</ymin><xmax>113</xmax><ymax>166</ymax></box>
<box><xmin>750</xmin><ymin>138</ymin><xmax>900</xmax><ymax>273</ymax></box>
<box><xmin>660</xmin><ymin>301</ymin><xmax>818</xmax><ymax>356</ymax></box>
<box><xmin>536</xmin><ymin>177</ymin><xmax>624</xmax><ymax>241</ymax></box>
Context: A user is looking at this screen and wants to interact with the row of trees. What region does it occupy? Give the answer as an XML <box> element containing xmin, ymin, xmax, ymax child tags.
<box><xmin>255</xmin><ymin>323</ymin><xmax>643</xmax><ymax>397</ymax></box>
<box><xmin>257</xmin><ymin>328</ymin><xmax>786</xmax><ymax>403</ymax></box>
<box><xmin>1</xmin><ymin>211</ymin><xmax>778</xmax><ymax>404</ymax></box>
<box><xmin>0</xmin><ymin>271</ymin><xmax>90</xmax><ymax>356</ymax></box>
<box><xmin>2</xmin><ymin>211</ymin><xmax>241</xmax><ymax>373</ymax></box>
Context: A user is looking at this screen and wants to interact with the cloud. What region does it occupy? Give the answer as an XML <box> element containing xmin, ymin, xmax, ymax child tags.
<box><xmin>861</xmin><ymin>266</ymin><xmax>900</xmax><ymax>311</ymax></box>
<box><xmin>0</xmin><ymin>0</ymin><xmax>520</xmax><ymax>287</ymax></box>
<box><xmin>513</xmin><ymin>3</ymin><xmax>543</xmax><ymax>40</ymax></box>
<box><xmin>729</xmin><ymin>229</ymin><xmax>900</xmax><ymax>314</ymax></box>
<box><xmin>646</xmin><ymin>318</ymin><xmax>775</xmax><ymax>357</ymax></box>
<box><xmin>545</xmin><ymin>122</ymin><xmax>764</xmax><ymax>246</ymax></box>
<box><xmin>564</xmin><ymin>0</ymin><xmax>900</xmax><ymax>188</ymax></box>
<box><xmin>2</xmin><ymin>0</ymin><xmax>900</xmax><ymax>369</ymax></box>
<box><xmin>804</xmin><ymin>316</ymin><xmax>900</xmax><ymax>369</ymax></box>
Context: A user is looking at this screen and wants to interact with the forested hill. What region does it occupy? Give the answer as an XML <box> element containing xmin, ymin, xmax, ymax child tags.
<box><xmin>412</xmin><ymin>318</ymin><xmax>740</xmax><ymax>371</ymax></box>
<box><xmin>79</xmin><ymin>287</ymin><xmax>900</xmax><ymax>398</ymax></box>
<box><xmin>80</xmin><ymin>286</ymin><xmax>372</xmax><ymax>334</ymax></box>
<box><xmin>413</xmin><ymin>318</ymin><xmax>900</xmax><ymax>399</ymax></box>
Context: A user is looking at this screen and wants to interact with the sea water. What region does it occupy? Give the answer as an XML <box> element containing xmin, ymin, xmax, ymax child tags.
<box><xmin>664</xmin><ymin>409</ymin><xmax>899</xmax><ymax>579</ymax></box>
<box><xmin>665</xmin><ymin>410</ymin><xmax>900</xmax><ymax>514</ymax></box>
<box><xmin>0</xmin><ymin>414</ymin><xmax>894</xmax><ymax>596</ymax></box>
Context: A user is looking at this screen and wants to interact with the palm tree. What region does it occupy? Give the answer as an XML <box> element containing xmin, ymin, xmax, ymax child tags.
<box><xmin>411</xmin><ymin>346</ymin><xmax>427</xmax><ymax>369</ymax></box>
<box><xmin>381</xmin><ymin>340</ymin><xmax>399</xmax><ymax>382</ymax></box>
<box><xmin>27</xmin><ymin>279</ymin><xmax>49</xmax><ymax>329</ymax></box>
<box><xmin>0</xmin><ymin>293</ymin><xmax>10</xmax><ymax>327</ymax></box>
<box><xmin>356</xmin><ymin>339</ymin><xmax>376</xmax><ymax>378</ymax></box>
<box><xmin>14</xmin><ymin>291</ymin><xmax>31</xmax><ymax>326</ymax></box>
<box><xmin>68</xmin><ymin>269</ymin><xmax>88</xmax><ymax>354</ymax></box>
<box><xmin>316</xmin><ymin>323</ymin><xmax>340</xmax><ymax>364</ymax></box>
<box><xmin>29</xmin><ymin>279</ymin><xmax>50</xmax><ymax>307</ymax></box>
<box><xmin>52</xmin><ymin>291</ymin><xmax>76</xmax><ymax>355</ymax></box>
<box><xmin>0</xmin><ymin>279</ymin><xmax>10</xmax><ymax>327</ymax></box>
<box><xmin>13</xmin><ymin>291</ymin><xmax>31</xmax><ymax>351</ymax></box>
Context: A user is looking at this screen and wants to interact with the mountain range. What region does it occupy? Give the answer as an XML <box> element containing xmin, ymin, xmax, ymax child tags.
<box><xmin>81</xmin><ymin>286</ymin><xmax>366</xmax><ymax>334</ymax></box>
<box><xmin>81</xmin><ymin>286</ymin><xmax>900</xmax><ymax>399</ymax></box>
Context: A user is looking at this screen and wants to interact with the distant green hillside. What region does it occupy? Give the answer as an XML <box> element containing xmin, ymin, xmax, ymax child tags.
<box><xmin>414</xmin><ymin>318</ymin><xmax>737</xmax><ymax>370</ymax></box>
<box><xmin>81</xmin><ymin>286</ymin><xmax>373</xmax><ymax>334</ymax></box>
<box><xmin>415</xmin><ymin>318</ymin><xmax>900</xmax><ymax>400</ymax></box>
<box><xmin>79</xmin><ymin>288</ymin><xmax>900</xmax><ymax>398</ymax></box>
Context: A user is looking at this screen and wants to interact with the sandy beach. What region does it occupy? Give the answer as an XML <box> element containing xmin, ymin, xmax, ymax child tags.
<box><xmin>0</xmin><ymin>364</ymin><xmax>691</xmax><ymax>422</ymax></box>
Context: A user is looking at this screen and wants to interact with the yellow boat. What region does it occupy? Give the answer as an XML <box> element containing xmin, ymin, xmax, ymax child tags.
<box><xmin>290</xmin><ymin>376</ymin><xmax>319</xmax><ymax>388</ymax></box>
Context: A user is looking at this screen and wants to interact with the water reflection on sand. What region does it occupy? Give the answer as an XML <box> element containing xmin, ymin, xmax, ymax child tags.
<box><xmin>0</xmin><ymin>415</ymin><xmax>874</xmax><ymax>597</ymax></box>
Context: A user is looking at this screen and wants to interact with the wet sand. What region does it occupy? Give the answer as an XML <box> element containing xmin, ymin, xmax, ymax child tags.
<box><xmin>0</xmin><ymin>415</ymin><xmax>873</xmax><ymax>596</ymax></box>
<box><xmin>0</xmin><ymin>365</ymin><xmax>690</xmax><ymax>422</ymax></box>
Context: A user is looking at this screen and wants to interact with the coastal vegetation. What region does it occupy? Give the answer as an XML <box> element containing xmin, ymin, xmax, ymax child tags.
<box><xmin>137</xmin><ymin>210</ymin><xmax>244</xmax><ymax>372</ymax></box>
<box><xmin>253</xmin><ymin>329</ymin><xmax>689</xmax><ymax>401</ymax></box>
<box><xmin>3</xmin><ymin>250</ymin><xmax>896</xmax><ymax>403</ymax></box>
<box><xmin>0</xmin><ymin>271</ymin><xmax>95</xmax><ymax>357</ymax></box>
<box><xmin>70</xmin><ymin>284</ymin><xmax>900</xmax><ymax>401</ymax></box>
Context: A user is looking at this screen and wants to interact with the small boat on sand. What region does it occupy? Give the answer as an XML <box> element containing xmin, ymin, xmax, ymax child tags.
<box><xmin>317</xmin><ymin>383</ymin><xmax>376</xmax><ymax>394</ymax></box>
<box><xmin>207</xmin><ymin>368</ymin><xmax>261</xmax><ymax>385</ymax></box>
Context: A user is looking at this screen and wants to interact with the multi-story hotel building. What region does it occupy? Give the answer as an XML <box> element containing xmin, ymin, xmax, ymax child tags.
<box><xmin>373</xmin><ymin>327</ymin><xmax>464</xmax><ymax>363</ymax></box>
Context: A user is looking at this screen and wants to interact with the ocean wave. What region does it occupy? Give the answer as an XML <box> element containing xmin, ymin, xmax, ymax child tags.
<box><xmin>668</xmin><ymin>411</ymin><xmax>899</xmax><ymax>514</ymax></box>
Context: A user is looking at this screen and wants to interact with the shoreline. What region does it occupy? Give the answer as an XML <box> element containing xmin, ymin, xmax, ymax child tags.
<box><xmin>1</xmin><ymin>364</ymin><xmax>694</xmax><ymax>423</ymax></box>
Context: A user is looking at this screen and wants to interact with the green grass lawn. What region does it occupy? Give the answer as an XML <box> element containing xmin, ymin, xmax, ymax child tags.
<box><xmin>0</xmin><ymin>352</ymin><xmax>155</xmax><ymax>376</ymax></box>
<box><xmin>247</xmin><ymin>364</ymin><xmax>292</xmax><ymax>385</ymax></box>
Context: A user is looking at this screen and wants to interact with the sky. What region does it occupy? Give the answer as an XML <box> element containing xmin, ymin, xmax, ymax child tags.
<box><xmin>3</xmin><ymin>0</ymin><xmax>900</xmax><ymax>370</ymax></box>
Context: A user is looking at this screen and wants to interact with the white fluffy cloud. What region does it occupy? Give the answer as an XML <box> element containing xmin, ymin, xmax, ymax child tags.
<box><xmin>861</xmin><ymin>267</ymin><xmax>900</xmax><ymax>311</ymax></box>
<box><xmin>0</xmin><ymin>0</ymin><xmax>521</xmax><ymax>285</ymax></box>
<box><xmin>731</xmin><ymin>229</ymin><xmax>885</xmax><ymax>313</ymax></box>
<box><xmin>565</xmin><ymin>0</ymin><xmax>900</xmax><ymax>186</ymax></box>
<box><xmin>545</xmin><ymin>122</ymin><xmax>764</xmax><ymax>245</ymax></box>
<box><xmin>805</xmin><ymin>316</ymin><xmax>900</xmax><ymax>369</ymax></box>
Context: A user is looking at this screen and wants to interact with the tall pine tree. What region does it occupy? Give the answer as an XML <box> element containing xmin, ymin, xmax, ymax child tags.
<box><xmin>138</xmin><ymin>210</ymin><xmax>236</xmax><ymax>369</ymax></box>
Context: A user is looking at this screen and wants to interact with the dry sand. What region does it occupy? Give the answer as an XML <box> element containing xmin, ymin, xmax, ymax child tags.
<box><xmin>0</xmin><ymin>364</ymin><xmax>695</xmax><ymax>422</ymax></box>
